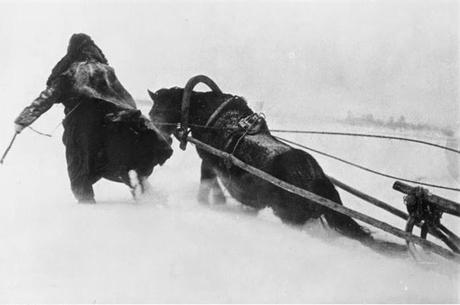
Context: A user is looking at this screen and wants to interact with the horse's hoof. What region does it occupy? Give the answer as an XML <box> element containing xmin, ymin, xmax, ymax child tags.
<box><xmin>197</xmin><ymin>192</ymin><xmax>210</xmax><ymax>205</ymax></box>
<box><xmin>129</xmin><ymin>170</ymin><xmax>143</xmax><ymax>200</ymax></box>
<box><xmin>212</xmin><ymin>193</ymin><xmax>226</xmax><ymax>205</ymax></box>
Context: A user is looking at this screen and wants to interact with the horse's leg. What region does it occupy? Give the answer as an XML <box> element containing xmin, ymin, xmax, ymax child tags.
<box><xmin>198</xmin><ymin>160</ymin><xmax>226</xmax><ymax>204</ymax></box>
<box><xmin>198</xmin><ymin>160</ymin><xmax>213</xmax><ymax>204</ymax></box>
<box><xmin>128</xmin><ymin>169</ymin><xmax>143</xmax><ymax>200</ymax></box>
<box><xmin>139</xmin><ymin>175</ymin><xmax>152</xmax><ymax>195</ymax></box>
<box><xmin>211</xmin><ymin>176</ymin><xmax>226</xmax><ymax>204</ymax></box>
<box><xmin>126</xmin><ymin>170</ymin><xmax>153</xmax><ymax>200</ymax></box>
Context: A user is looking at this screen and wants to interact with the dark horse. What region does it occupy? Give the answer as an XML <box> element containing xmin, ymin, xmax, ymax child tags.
<box><xmin>148</xmin><ymin>75</ymin><xmax>408</xmax><ymax>254</ymax></box>
<box><xmin>149</xmin><ymin>75</ymin><xmax>377</xmax><ymax>241</ymax></box>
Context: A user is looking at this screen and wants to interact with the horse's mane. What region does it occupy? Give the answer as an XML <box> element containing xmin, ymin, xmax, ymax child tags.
<box><xmin>47</xmin><ymin>33</ymin><xmax>108</xmax><ymax>86</ymax></box>
<box><xmin>200</xmin><ymin>92</ymin><xmax>250</xmax><ymax>111</ymax></box>
<box><xmin>153</xmin><ymin>87</ymin><xmax>251</xmax><ymax>118</ymax></box>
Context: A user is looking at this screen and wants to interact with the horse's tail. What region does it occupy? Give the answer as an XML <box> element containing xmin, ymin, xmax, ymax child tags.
<box><xmin>272</xmin><ymin>148</ymin><xmax>372</xmax><ymax>241</ymax></box>
<box><xmin>323</xmin><ymin>207</ymin><xmax>408</xmax><ymax>254</ymax></box>
<box><xmin>307</xmin><ymin>170</ymin><xmax>409</xmax><ymax>254</ymax></box>
<box><xmin>310</xmin><ymin>177</ymin><xmax>373</xmax><ymax>241</ymax></box>
<box><xmin>273</xmin><ymin>148</ymin><xmax>407</xmax><ymax>255</ymax></box>
<box><xmin>321</xmin><ymin>200</ymin><xmax>372</xmax><ymax>241</ymax></box>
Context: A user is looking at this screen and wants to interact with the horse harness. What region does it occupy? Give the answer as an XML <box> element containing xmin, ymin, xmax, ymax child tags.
<box><xmin>203</xmin><ymin>96</ymin><xmax>267</xmax><ymax>161</ymax></box>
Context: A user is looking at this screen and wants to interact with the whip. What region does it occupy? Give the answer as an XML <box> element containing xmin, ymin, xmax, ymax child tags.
<box><xmin>0</xmin><ymin>132</ymin><xmax>18</xmax><ymax>165</ymax></box>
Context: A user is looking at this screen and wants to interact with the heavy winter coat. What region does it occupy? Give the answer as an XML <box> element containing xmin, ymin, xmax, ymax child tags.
<box><xmin>15</xmin><ymin>36</ymin><xmax>171</xmax><ymax>202</ymax></box>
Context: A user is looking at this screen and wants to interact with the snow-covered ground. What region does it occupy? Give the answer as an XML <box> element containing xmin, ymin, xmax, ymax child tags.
<box><xmin>0</xmin><ymin>104</ymin><xmax>458</xmax><ymax>303</ymax></box>
<box><xmin>0</xmin><ymin>0</ymin><xmax>458</xmax><ymax>302</ymax></box>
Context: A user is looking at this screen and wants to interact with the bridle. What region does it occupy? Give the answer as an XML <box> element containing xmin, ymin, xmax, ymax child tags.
<box><xmin>175</xmin><ymin>75</ymin><xmax>266</xmax><ymax>152</ymax></box>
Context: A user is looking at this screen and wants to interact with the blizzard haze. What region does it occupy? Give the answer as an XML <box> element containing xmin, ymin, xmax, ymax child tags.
<box><xmin>0</xmin><ymin>0</ymin><xmax>458</xmax><ymax>127</ymax></box>
<box><xmin>0</xmin><ymin>0</ymin><xmax>459</xmax><ymax>303</ymax></box>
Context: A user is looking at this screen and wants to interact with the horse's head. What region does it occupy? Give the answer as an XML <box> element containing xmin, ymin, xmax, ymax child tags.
<box><xmin>148</xmin><ymin>87</ymin><xmax>183</xmax><ymax>138</ymax></box>
<box><xmin>149</xmin><ymin>76</ymin><xmax>223</xmax><ymax>150</ymax></box>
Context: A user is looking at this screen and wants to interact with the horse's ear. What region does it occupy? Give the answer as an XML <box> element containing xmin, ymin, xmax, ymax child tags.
<box><xmin>147</xmin><ymin>89</ymin><xmax>157</xmax><ymax>102</ymax></box>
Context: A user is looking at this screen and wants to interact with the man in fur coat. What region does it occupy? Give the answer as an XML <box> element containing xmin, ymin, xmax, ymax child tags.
<box><xmin>14</xmin><ymin>33</ymin><xmax>172</xmax><ymax>203</ymax></box>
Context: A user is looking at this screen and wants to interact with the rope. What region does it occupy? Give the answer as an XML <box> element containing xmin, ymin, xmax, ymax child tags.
<box><xmin>275</xmin><ymin>136</ymin><xmax>460</xmax><ymax>192</ymax></box>
<box><xmin>205</xmin><ymin>97</ymin><xmax>235</xmax><ymax>127</ymax></box>
<box><xmin>25</xmin><ymin>102</ymin><xmax>83</xmax><ymax>137</ymax></box>
<box><xmin>28</xmin><ymin>126</ymin><xmax>52</xmax><ymax>137</ymax></box>
<box><xmin>154</xmin><ymin>123</ymin><xmax>460</xmax><ymax>155</ymax></box>
<box><xmin>151</xmin><ymin>121</ymin><xmax>460</xmax><ymax>191</ymax></box>
<box><xmin>156</xmin><ymin>122</ymin><xmax>221</xmax><ymax>130</ymax></box>
<box><xmin>270</xmin><ymin>130</ymin><xmax>460</xmax><ymax>154</ymax></box>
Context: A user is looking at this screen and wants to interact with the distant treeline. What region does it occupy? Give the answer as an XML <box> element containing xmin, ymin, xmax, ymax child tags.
<box><xmin>341</xmin><ymin>111</ymin><xmax>453</xmax><ymax>136</ymax></box>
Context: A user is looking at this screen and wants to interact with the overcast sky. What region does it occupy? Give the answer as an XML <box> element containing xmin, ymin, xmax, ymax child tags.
<box><xmin>0</xmin><ymin>0</ymin><xmax>458</xmax><ymax>128</ymax></box>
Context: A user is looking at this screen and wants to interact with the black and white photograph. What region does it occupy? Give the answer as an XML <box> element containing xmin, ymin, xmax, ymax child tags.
<box><xmin>0</xmin><ymin>0</ymin><xmax>458</xmax><ymax>303</ymax></box>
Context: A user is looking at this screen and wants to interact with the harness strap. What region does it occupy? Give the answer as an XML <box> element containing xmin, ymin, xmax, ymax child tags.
<box><xmin>223</xmin><ymin>112</ymin><xmax>267</xmax><ymax>167</ymax></box>
<box><xmin>205</xmin><ymin>97</ymin><xmax>235</xmax><ymax>127</ymax></box>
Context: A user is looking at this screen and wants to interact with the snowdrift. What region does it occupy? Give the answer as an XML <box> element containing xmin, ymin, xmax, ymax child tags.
<box><xmin>0</xmin><ymin>105</ymin><xmax>458</xmax><ymax>303</ymax></box>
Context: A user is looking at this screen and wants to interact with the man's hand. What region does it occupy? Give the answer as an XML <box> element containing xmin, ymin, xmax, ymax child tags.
<box><xmin>14</xmin><ymin>123</ymin><xmax>25</xmax><ymax>134</ymax></box>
